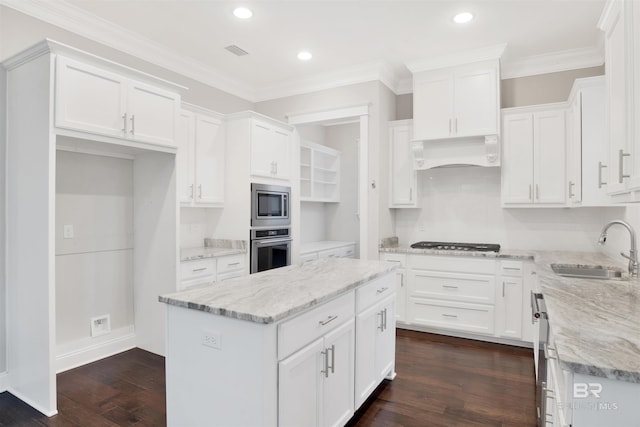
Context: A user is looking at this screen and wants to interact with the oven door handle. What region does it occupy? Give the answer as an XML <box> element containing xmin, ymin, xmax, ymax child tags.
<box><xmin>254</xmin><ymin>238</ymin><xmax>293</xmax><ymax>247</ymax></box>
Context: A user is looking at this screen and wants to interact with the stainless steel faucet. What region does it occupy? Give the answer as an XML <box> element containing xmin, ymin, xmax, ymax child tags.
<box><xmin>598</xmin><ymin>220</ymin><xmax>638</xmax><ymax>277</ymax></box>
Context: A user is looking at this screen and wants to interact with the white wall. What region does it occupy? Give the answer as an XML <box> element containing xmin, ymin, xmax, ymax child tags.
<box><xmin>300</xmin><ymin>203</ymin><xmax>326</xmax><ymax>243</ymax></box>
<box><xmin>324</xmin><ymin>123</ymin><xmax>360</xmax><ymax>253</ymax></box>
<box><xmin>394</xmin><ymin>166</ymin><xmax>624</xmax><ymax>251</ymax></box>
<box><xmin>0</xmin><ymin>53</ymin><xmax>6</xmax><ymax>375</ymax></box>
<box><xmin>55</xmin><ymin>152</ymin><xmax>134</xmax><ymax>348</ymax></box>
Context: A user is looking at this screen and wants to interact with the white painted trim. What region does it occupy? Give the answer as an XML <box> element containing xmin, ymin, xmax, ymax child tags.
<box><xmin>501</xmin><ymin>45</ymin><xmax>604</xmax><ymax>80</ymax></box>
<box><xmin>359</xmin><ymin>114</ymin><xmax>369</xmax><ymax>260</ymax></box>
<box><xmin>395</xmin><ymin>78</ymin><xmax>413</xmax><ymax>95</ymax></box>
<box><xmin>55</xmin><ymin>326</ymin><xmax>136</xmax><ymax>373</ymax></box>
<box><xmin>0</xmin><ymin>0</ymin><xmax>253</xmax><ymax>100</ymax></box>
<box><xmin>225</xmin><ymin>110</ymin><xmax>294</xmax><ymax>131</ymax></box>
<box><xmin>6</xmin><ymin>387</ymin><xmax>58</xmax><ymax>417</ymax></box>
<box><xmin>181</xmin><ymin>102</ymin><xmax>225</xmax><ymax>119</ymax></box>
<box><xmin>598</xmin><ymin>0</ymin><xmax>617</xmax><ymax>30</ymax></box>
<box><xmin>396</xmin><ymin>323</ymin><xmax>533</xmax><ymax>349</ymax></box>
<box><xmin>567</xmin><ymin>75</ymin><xmax>606</xmax><ymax>105</ymax></box>
<box><xmin>406</xmin><ymin>43</ymin><xmax>507</xmax><ymax>73</ymax></box>
<box><xmin>0</xmin><ymin>371</ymin><xmax>8</xmax><ymax>392</ymax></box>
<box><xmin>287</xmin><ymin>104</ymin><xmax>369</xmax><ymax>126</ymax></box>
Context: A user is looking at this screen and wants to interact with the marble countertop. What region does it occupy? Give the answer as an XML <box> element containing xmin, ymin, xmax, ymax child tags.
<box><xmin>160</xmin><ymin>258</ymin><xmax>397</xmax><ymax>324</ymax></box>
<box><xmin>181</xmin><ymin>247</ymin><xmax>245</xmax><ymax>262</ymax></box>
<box><xmin>300</xmin><ymin>240</ymin><xmax>356</xmax><ymax>254</ymax></box>
<box><xmin>532</xmin><ymin>251</ymin><xmax>640</xmax><ymax>384</ymax></box>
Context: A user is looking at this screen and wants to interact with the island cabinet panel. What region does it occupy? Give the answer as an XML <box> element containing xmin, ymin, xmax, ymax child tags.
<box><xmin>162</xmin><ymin>264</ymin><xmax>396</xmax><ymax>427</ymax></box>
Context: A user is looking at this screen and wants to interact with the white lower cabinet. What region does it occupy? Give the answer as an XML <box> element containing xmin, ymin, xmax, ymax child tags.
<box><xmin>179</xmin><ymin>253</ymin><xmax>245</xmax><ymax>290</ymax></box>
<box><xmin>354</xmin><ymin>277</ymin><xmax>396</xmax><ymax>408</ymax></box>
<box><xmin>279</xmin><ymin>319</ymin><xmax>355</xmax><ymax>427</ymax></box>
<box><xmin>300</xmin><ymin>242</ymin><xmax>356</xmax><ymax>262</ymax></box>
<box><xmin>384</xmin><ymin>252</ymin><xmax>534</xmax><ymax>345</ymax></box>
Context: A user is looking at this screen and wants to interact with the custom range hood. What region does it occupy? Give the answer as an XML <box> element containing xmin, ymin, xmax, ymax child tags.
<box><xmin>410</xmin><ymin>135</ymin><xmax>500</xmax><ymax>170</ymax></box>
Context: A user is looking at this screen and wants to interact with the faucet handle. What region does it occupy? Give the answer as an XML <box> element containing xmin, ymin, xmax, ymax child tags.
<box><xmin>620</xmin><ymin>252</ymin><xmax>636</xmax><ymax>262</ymax></box>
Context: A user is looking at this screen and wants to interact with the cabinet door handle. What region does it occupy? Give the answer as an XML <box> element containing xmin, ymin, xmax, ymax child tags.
<box><xmin>383</xmin><ymin>308</ymin><xmax>388</xmax><ymax>331</ymax></box>
<box><xmin>275</xmin><ymin>162</ymin><xmax>278</xmax><ymax>175</ymax></box>
<box><xmin>378</xmin><ymin>310</ymin><xmax>385</xmax><ymax>331</ymax></box>
<box><xmin>502</xmin><ymin>281</ymin><xmax>505</xmax><ymax>297</ymax></box>
<box><xmin>130</xmin><ymin>114</ymin><xmax>135</xmax><ymax>135</ymax></box>
<box><xmin>318</xmin><ymin>315</ymin><xmax>338</xmax><ymax>326</ymax></box>
<box><xmin>568</xmin><ymin>181</ymin><xmax>575</xmax><ymax>198</ymax></box>
<box><xmin>409</xmin><ymin>187</ymin><xmax>413</xmax><ymax>201</ymax></box>
<box><xmin>198</xmin><ymin>184</ymin><xmax>202</xmax><ymax>199</ymax></box>
<box><xmin>598</xmin><ymin>161</ymin><xmax>607</xmax><ymax>188</ymax></box>
<box><xmin>536</xmin><ymin>184</ymin><xmax>540</xmax><ymax>200</ymax></box>
<box><xmin>321</xmin><ymin>348</ymin><xmax>330</xmax><ymax>378</ymax></box>
<box><xmin>190</xmin><ymin>184</ymin><xmax>194</xmax><ymax>199</ymax></box>
<box><xmin>529</xmin><ymin>184</ymin><xmax>533</xmax><ymax>201</ymax></box>
<box><xmin>619</xmin><ymin>150</ymin><xmax>630</xmax><ymax>183</ymax></box>
<box><xmin>449</xmin><ymin>118</ymin><xmax>452</xmax><ymax>135</ymax></box>
<box><xmin>122</xmin><ymin>113</ymin><xmax>128</xmax><ymax>133</ymax></box>
<box><xmin>400</xmin><ymin>273</ymin><xmax>404</xmax><ymax>287</ymax></box>
<box><xmin>328</xmin><ymin>344</ymin><xmax>335</xmax><ymax>375</ymax></box>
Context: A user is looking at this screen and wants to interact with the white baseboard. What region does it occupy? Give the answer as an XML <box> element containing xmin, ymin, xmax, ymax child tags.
<box><xmin>6</xmin><ymin>387</ymin><xmax>58</xmax><ymax>417</ymax></box>
<box><xmin>56</xmin><ymin>326</ymin><xmax>136</xmax><ymax>373</ymax></box>
<box><xmin>396</xmin><ymin>323</ymin><xmax>534</xmax><ymax>349</ymax></box>
<box><xmin>0</xmin><ymin>371</ymin><xmax>8</xmax><ymax>393</ymax></box>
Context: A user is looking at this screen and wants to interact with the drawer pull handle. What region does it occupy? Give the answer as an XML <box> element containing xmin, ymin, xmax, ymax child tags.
<box><xmin>227</xmin><ymin>262</ymin><xmax>241</xmax><ymax>266</ymax></box>
<box><xmin>319</xmin><ymin>315</ymin><xmax>338</xmax><ymax>326</ymax></box>
<box><xmin>442</xmin><ymin>285</ymin><xmax>458</xmax><ymax>289</ymax></box>
<box><xmin>376</xmin><ymin>287</ymin><xmax>389</xmax><ymax>294</ymax></box>
<box><xmin>192</xmin><ymin>267</ymin><xmax>208</xmax><ymax>272</ymax></box>
<box><xmin>442</xmin><ymin>314</ymin><xmax>458</xmax><ymax>318</ymax></box>
<box><xmin>503</xmin><ymin>267</ymin><xmax>521</xmax><ymax>270</ymax></box>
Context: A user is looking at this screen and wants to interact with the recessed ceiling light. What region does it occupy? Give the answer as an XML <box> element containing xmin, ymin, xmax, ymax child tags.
<box><xmin>453</xmin><ymin>12</ymin><xmax>474</xmax><ymax>24</ymax></box>
<box><xmin>297</xmin><ymin>51</ymin><xmax>313</xmax><ymax>61</ymax></box>
<box><xmin>233</xmin><ymin>7</ymin><xmax>253</xmax><ymax>19</ymax></box>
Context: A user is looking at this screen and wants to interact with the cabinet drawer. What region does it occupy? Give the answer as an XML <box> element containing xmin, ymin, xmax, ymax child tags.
<box><xmin>278</xmin><ymin>291</ymin><xmax>355</xmax><ymax>360</ymax></box>
<box><xmin>355</xmin><ymin>273</ymin><xmax>396</xmax><ymax>312</ymax></box>
<box><xmin>217</xmin><ymin>269</ymin><xmax>244</xmax><ymax>281</ymax></box>
<box><xmin>411</xmin><ymin>270</ymin><xmax>495</xmax><ymax>304</ymax></box>
<box><xmin>380</xmin><ymin>252</ymin><xmax>406</xmax><ymax>268</ymax></box>
<box><xmin>340</xmin><ymin>245</ymin><xmax>356</xmax><ymax>258</ymax></box>
<box><xmin>409</xmin><ymin>255</ymin><xmax>496</xmax><ymax>274</ymax></box>
<box><xmin>300</xmin><ymin>252</ymin><xmax>319</xmax><ymax>262</ymax></box>
<box><xmin>181</xmin><ymin>258</ymin><xmax>216</xmax><ymax>281</ymax></box>
<box><xmin>318</xmin><ymin>248</ymin><xmax>342</xmax><ymax>259</ymax></box>
<box><xmin>500</xmin><ymin>260</ymin><xmax>523</xmax><ymax>277</ymax></box>
<box><xmin>409</xmin><ymin>297</ymin><xmax>494</xmax><ymax>335</ymax></box>
<box><xmin>217</xmin><ymin>253</ymin><xmax>245</xmax><ymax>274</ymax></box>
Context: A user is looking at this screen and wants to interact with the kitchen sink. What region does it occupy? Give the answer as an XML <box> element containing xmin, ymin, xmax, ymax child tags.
<box><xmin>550</xmin><ymin>263</ymin><xmax>626</xmax><ymax>280</ymax></box>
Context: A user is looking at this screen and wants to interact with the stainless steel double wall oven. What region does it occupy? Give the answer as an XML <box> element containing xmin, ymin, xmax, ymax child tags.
<box><xmin>250</xmin><ymin>183</ymin><xmax>292</xmax><ymax>273</ymax></box>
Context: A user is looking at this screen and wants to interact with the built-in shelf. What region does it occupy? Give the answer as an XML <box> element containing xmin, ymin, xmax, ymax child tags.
<box><xmin>300</xmin><ymin>140</ymin><xmax>341</xmax><ymax>202</ymax></box>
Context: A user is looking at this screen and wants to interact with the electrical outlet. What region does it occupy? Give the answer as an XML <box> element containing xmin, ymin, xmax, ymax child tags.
<box><xmin>202</xmin><ymin>330</ymin><xmax>221</xmax><ymax>349</ymax></box>
<box><xmin>90</xmin><ymin>314</ymin><xmax>111</xmax><ymax>337</ymax></box>
<box><xmin>63</xmin><ymin>224</ymin><xmax>74</xmax><ymax>239</ymax></box>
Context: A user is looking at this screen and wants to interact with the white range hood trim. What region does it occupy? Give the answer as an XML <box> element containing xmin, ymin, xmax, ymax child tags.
<box><xmin>411</xmin><ymin>135</ymin><xmax>500</xmax><ymax>170</ymax></box>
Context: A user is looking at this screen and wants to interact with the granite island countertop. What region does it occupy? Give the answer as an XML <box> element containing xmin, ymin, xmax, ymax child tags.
<box><xmin>160</xmin><ymin>258</ymin><xmax>397</xmax><ymax>324</ymax></box>
<box><xmin>379</xmin><ymin>241</ymin><xmax>640</xmax><ymax>384</ymax></box>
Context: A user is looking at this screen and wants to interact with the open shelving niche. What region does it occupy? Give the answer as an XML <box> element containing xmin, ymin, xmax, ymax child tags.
<box><xmin>300</xmin><ymin>140</ymin><xmax>341</xmax><ymax>202</ymax></box>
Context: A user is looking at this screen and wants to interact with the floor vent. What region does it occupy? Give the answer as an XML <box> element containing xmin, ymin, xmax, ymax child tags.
<box><xmin>225</xmin><ymin>45</ymin><xmax>249</xmax><ymax>56</ymax></box>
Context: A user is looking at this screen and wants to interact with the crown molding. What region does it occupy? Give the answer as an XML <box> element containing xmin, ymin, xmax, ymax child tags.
<box><xmin>501</xmin><ymin>45</ymin><xmax>604</xmax><ymax>80</ymax></box>
<box><xmin>253</xmin><ymin>61</ymin><xmax>405</xmax><ymax>102</ymax></box>
<box><xmin>406</xmin><ymin>43</ymin><xmax>507</xmax><ymax>73</ymax></box>
<box><xmin>0</xmin><ymin>0</ymin><xmax>256</xmax><ymax>101</ymax></box>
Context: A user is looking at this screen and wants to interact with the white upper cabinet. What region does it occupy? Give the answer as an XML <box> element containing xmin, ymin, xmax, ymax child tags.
<box><xmin>251</xmin><ymin>119</ymin><xmax>292</xmax><ymax>181</ymax></box>
<box><xmin>388</xmin><ymin>120</ymin><xmax>418</xmax><ymax>208</ymax></box>
<box><xmin>567</xmin><ymin>77</ymin><xmax>610</xmax><ymax>207</ymax></box>
<box><xmin>55</xmin><ymin>56</ymin><xmax>180</xmax><ymax>148</ymax></box>
<box><xmin>598</xmin><ymin>0</ymin><xmax>640</xmax><ymax>201</ymax></box>
<box><xmin>412</xmin><ymin>59</ymin><xmax>500</xmax><ymax>141</ymax></box>
<box><xmin>177</xmin><ymin>105</ymin><xmax>225</xmax><ymax>207</ymax></box>
<box><xmin>502</xmin><ymin>106</ymin><xmax>566</xmax><ymax>206</ymax></box>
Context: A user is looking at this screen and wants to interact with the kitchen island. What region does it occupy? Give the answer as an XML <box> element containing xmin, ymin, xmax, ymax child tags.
<box><xmin>159</xmin><ymin>258</ymin><xmax>398</xmax><ymax>427</ymax></box>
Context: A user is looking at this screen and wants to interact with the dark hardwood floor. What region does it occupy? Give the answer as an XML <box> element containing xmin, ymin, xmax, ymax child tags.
<box><xmin>0</xmin><ymin>330</ymin><xmax>535</xmax><ymax>426</ymax></box>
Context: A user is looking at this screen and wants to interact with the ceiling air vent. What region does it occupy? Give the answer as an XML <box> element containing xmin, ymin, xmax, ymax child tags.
<box><xmin>225</xmin><ymin>45</ymin><xmax>249</xmax><ymax>56</ymax></box>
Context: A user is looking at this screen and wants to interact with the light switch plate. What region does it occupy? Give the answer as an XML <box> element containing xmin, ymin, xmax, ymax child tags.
<box><xmin>63</xmin><ymin>224</ymin><xmax>74</xmax><ymax>239</ymax></box>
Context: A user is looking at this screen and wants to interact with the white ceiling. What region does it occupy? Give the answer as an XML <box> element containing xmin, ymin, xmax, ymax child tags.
<box><xmin>8</xmin><ymin>0</ymin><xmax>607</xmax><ymax>101</ymax></box>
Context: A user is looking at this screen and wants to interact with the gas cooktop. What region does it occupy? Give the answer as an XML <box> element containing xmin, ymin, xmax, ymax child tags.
<box><xmin>410</xmin><ymin>241</ymin><xmax>501</xmax><ymax>253</ymax></box>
